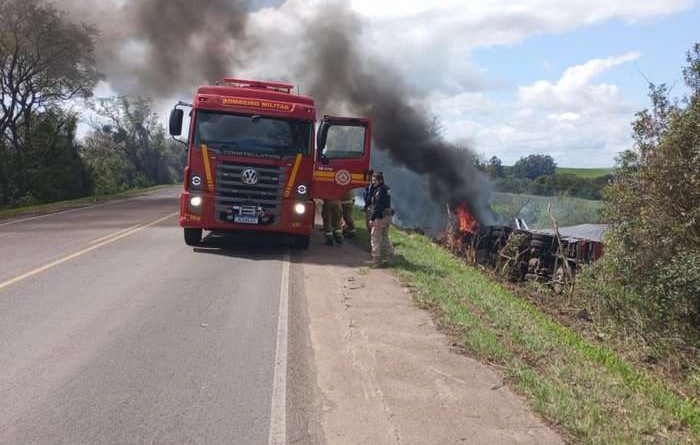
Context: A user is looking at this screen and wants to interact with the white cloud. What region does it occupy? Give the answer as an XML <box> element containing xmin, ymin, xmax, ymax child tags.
<box><xmin>348</xmin><ymin>1</ymin><xmax>691</xmax><ymax>92</ymax></box>
<box><xmin>244</xmin><ymin>2</ymin><xmax>684</xmax><ymax>167</ymax></box>
<box><xmin>518</xmin><ymin>52</ymin><xmax>640</xmax><ymax>112</ymax></box>
<box><xmin>439</xmin><ymin>53</ymin><xmax>641</xmax><ymax>167</ymax></box>
<box><xmin>244</xmin><ymin>0</ymin><xmax>691</xmax><ymax>94</ymax></box>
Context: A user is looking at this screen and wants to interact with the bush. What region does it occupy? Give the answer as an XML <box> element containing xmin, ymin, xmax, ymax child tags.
<box><xmin>599</xmin><ymin>44</ymin><xmax>700</xmax><ymax>323</ymax></box>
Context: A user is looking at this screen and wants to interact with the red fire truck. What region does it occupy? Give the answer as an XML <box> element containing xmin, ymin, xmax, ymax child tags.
<box><xmin>168</xmin><ymin>78</ymin><xmax>372</xmax><ymax>249</ymax></box>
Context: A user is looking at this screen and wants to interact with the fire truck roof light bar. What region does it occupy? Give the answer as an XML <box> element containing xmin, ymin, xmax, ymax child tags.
<box><xmin>223</xmin><ymin>78</ymin><xmax>294</xmax><ymax>93</ymax></box>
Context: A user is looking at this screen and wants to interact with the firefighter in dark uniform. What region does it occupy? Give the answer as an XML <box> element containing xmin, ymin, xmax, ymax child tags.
<box><xmin>363</xmin><ymin>169</ymin><xmax>376</xmax><ymax>237</ymax></box>
<box><xmin>368</xmin><ymin>172</ymin><xmax>394</xmax><ymax>266</ymax></box>
<box><xmin>340</xmin><ymin>190</ymin><xmax>357</xmax><ymax>238</ymax></box>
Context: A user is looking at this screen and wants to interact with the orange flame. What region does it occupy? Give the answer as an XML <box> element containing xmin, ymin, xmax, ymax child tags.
<box><xmin>456</xmin><ymin>203</ymin><xmax>478</xmax><ymax>234</ymax></box>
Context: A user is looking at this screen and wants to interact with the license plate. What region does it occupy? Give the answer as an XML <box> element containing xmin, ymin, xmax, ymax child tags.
<box><xmin>234</xmin><ymin>215</ymin><xmax>259</xmax><ymax>224</ymax></box>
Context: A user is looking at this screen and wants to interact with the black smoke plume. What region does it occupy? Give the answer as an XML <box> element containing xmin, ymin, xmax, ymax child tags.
<box><xmin>53</xmin><ymin>0</ymin><xmax>495</xmax><ymax>228</ymax></box>
<box><xmin>300</xmin><ymin>2</ymin><xmax>495</xmax><ymax>225</ymax></box>
<box><xmin>132</xmin><ymin>0</ymin><xmax>249</xmax><ymax>95</ymax></box>
<box><xmin>54</xmin><ymin>0</ymin><xmax>251</xmax><ymax>96</ymax></box>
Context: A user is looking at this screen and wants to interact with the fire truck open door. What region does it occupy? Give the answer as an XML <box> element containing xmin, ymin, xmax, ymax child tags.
<box><xmin>312</xmin><ymin>115</ymin><xmax>372</xmax><ymax>200</ymax></box>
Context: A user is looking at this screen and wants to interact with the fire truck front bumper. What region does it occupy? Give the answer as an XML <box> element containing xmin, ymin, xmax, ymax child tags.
<box><xmin>179</xmin><ymin>191</ymin><xmax>314</xmax><ymax>235</ymax></box>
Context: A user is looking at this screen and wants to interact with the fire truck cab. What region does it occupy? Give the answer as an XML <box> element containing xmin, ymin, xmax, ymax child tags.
<box><xmin>168</xmin><ymin>78</ymin><xmax>372</xmax><ymax>249</ymax></box>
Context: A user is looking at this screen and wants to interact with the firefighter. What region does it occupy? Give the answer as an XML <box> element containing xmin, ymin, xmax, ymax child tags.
<box><xmin>340</xmin><ymin>190</ymin><xmax>357</xmax><ymax>238</ymax></box>
<box><xmin>363</xmin><ymin>169</ymin><xmax>376</xmax><ymax>236</ymax></box>
<box><xmin>321</xmin><ymin>199</ymin><xmax>343</xmax><ymax>245</ymax></box>
<box><xmin>368</xmin><ymin>172</ymin><xmax>394</xmax><ymax>266</ymax></box>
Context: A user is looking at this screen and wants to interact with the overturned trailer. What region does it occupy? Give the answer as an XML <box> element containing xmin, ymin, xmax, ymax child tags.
<box><xmin>449</xmin><ymin>204</ymin><xmax>606</xmax><ymax>289</ymax></box>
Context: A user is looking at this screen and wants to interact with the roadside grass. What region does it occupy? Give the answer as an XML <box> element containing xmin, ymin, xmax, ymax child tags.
<box><xmin>0</xmin><ymin>184</ymin><xmax>177</xmax><ymax>220</ymax></box>
<box><xmin>353</xmin><ymin>209</ymin><xmax>699</xmax><ymax>444</ymax></box>
<box><xmin>556</xmin><ymin>167</ymin><xmax>614</xmax><ymax>178</ymax></box>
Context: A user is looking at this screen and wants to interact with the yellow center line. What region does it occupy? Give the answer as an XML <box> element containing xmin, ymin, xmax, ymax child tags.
<box><xmin>0</xmin><ymin>212</ymin><xmax>178</xmax><ymax>292</ymax></box>
<box><xmin>89</xmin><ymin>223</ymin><xmax>143</xmax><ymax>244</ymax></box>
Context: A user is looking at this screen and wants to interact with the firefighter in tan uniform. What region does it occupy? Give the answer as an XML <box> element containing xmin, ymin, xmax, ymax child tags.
<box><xmin>321</xmin><ymin>199</ymin><xmax>343</xmax><ymax>245</ymax></box>
<box><xmin>368</xmin><ymin>172</ymin><xmax>394</xmax><ymax>267</ymax></box>
<box><xmin>340</xmin><ymin>190</ymin><xmax>357</xmax><ymax>238</ymax></box>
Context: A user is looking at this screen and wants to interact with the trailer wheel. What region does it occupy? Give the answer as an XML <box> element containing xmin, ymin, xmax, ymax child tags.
<box><xmin>293</xmin><ymin>235</ymin><xmax>310</xmax><ymax>250</ymax></box>
<box><xmin>184</xmin><ymin>228</ymin><xmax>202</xmax><ymax>246</ymax></box>
<box><xmin>553</xmin><ymin>266</ymin><xmax>571</xmax><ymax>294</ymax></box>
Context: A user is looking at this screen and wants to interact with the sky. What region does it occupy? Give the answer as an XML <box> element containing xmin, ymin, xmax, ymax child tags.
<box><xmin>81</xmin><ymin>0</ymin><xmax>700</xmax><ymax>168</ymax></box>
<box><xmin>340</xmin><ymin>0</ymin><xmax>699</xmax><ymax>167</ymax></box>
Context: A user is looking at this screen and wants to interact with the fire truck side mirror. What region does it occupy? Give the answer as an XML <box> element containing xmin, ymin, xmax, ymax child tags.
<box><xmin>169</xmin><ymin>109</ymin><xmax>184</xmax><ymax>136</ymax></box>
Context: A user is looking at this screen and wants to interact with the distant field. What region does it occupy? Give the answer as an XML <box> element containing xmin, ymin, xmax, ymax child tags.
<box><xmin>555</xmin><ymin>167</ymin><xmax>614</xmax><ymax>178</ymax></box>
<box><xmin>491</xmin><ymin>192</ymin><xmax>604</xmax><ymax>229</ymax></box>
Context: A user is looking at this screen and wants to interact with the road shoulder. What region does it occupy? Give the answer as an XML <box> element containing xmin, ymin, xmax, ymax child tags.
<box><xmin>302</xmin><ymin>238</ymin><xmax>563</xmax><ymax>445</ymax></box>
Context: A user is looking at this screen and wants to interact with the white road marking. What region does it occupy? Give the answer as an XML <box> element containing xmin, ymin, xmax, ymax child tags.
<box><xmin>0</xmin><ymin>202</ymin><xmax>110</xmax><ymax>227</ymax></box>
<box><xmin>0</xmin><ymin>212</ymin><xmax>178</xmax><ymax>292</ymax></box>
<box><xmin>0</xmin><ymin>188</ymin><xmax>176</xmax><ymax>227</ymax></box>
<box><xmin>268</xmin><ymin>251</ymin><xmax>290</xmax><ymax>445</ymax></box>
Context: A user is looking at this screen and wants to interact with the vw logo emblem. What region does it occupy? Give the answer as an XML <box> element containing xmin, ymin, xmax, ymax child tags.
<box><xmin>241</xmin><ymin>168</ymin><xmax>259</xmax><ymax>185</ymax></box>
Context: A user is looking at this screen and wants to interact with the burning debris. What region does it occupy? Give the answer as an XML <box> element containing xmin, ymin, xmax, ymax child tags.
<box><xmin>440</xmin><ymin>203</ymin><xmax>606</xmax><ymax>291</ymax></box>
<box><xmin>455</xmin><ymin>203</ymin><xmax>479</xmax><ymax>235</ymax></box>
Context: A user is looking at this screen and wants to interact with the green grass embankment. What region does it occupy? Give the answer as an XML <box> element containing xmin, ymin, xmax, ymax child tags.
<box><xmin>556</xmin><ymin>167</ymin><xmax>613</xmax><ymax>178</ymax></box>
<box><xmin>0</xmin><ymin>184</ymin><xmax>177</xmax><ymax>220</ymax></box>
<box><xmin>353</xmin><ymin>209</ymin><xmax>699</xmax><ymax>444</ymax></box>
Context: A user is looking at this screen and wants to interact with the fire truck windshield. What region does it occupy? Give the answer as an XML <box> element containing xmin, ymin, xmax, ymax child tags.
<box><xmin>194</xmin><ymin>110</ymin><xmax>311</xmax><ymax>158</ymax></box>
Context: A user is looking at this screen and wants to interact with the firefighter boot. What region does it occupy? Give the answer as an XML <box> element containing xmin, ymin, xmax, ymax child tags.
<box><xmin>333</xmin><ymin>230</ymin><xmax>344</xmax><ymax>245</ymax></box>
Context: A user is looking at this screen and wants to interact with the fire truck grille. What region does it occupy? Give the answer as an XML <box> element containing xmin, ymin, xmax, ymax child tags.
<box><xmin>214</xmin><ymin>162</ymin><xmax>286</xmax><ymax>223</ymax></box>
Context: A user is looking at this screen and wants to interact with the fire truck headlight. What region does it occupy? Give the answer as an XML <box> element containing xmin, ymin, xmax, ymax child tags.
<box><xmin>296</xmin><ymin>184</ymin><xmax>308</xmax><ymax>195</ymax></box>
<box><xmin>190</xmin><ymin>196</ymin><xmax>203</xmax><ymax>207</ymax></box>
<box><xmin>294</xmin><ymin>203</ymin><xmax>306</xmax><ymax>215</ymax></box>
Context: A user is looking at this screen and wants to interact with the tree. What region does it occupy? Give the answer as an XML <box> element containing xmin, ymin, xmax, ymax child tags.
<box><xmin>82</xmin><ymin>96</ymin><xmax>185</xmax><ymax>194</ymax></box>
<box><xmin>512</xmin><ymin>154</ymin><xmax>557</xmax><ymax>179</ymax></box>
<box><xmin>0</xmin><ymin>108</ymin><xmax>92</xmax><ymax>206</ymax></box>
<box><xmin>0</xmin><ymin>0</ymin><xmax>101</xmax><ymax>206</ymax></box>
<box><xmin>601</xmin><ymin>43</ymin><xmax>700</xmax><ymax>321</ymax></box>
<box><xmin>486</xmin><ymin>155</ymin><xmax>504</xmax><ymax>178</ymax></box>
<box><xmin>22</xmin><ymin>109</ymin><xmax>93</xmax><ymax>203</ymax></box>
<box><xmin>0</xmin><ymin>0</ymin><xmax>101</xmax><ymax>149</ymax></box>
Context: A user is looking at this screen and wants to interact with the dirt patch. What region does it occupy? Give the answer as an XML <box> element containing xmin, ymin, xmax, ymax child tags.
<box><xmin>302</xmin><ymin>234</ymin><xmax>563</xmax><ymax>444</ymax></box>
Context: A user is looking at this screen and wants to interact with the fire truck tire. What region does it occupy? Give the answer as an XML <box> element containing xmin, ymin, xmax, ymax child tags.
<box><xmin>184</xmin><ymin>228</ymin><xmax>202</xmax><ymax>246</ymax></box>
<box><xmin>293</xmin><ymin>235</ymin><xmax>310</xmax><ymax>250</ymax></box>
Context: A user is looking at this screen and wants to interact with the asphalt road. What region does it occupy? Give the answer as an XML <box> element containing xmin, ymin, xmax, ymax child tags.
<box><xmin>0</xmin><ymin>188</ymin><xmax>316</xmax><ymax>445</ymax></box>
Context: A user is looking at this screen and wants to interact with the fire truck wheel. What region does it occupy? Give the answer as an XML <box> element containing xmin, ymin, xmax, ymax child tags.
<box><xmin>292</xmin><ymin>235</ymin><xmax>310</xmax><ymax>250</ymax></box>
<box><xmin>184</xmin><ymin>228</ymin><xmax>202</xmax><ymax>246</ymax></box>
